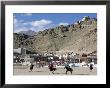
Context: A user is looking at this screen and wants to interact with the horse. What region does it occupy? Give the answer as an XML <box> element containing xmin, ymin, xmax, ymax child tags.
<box><xmin>48</xmin><ymin>64</ymin><xmax>57</xmax><ymax>74</ymax></box>
<box><xmin>64</xmin><ymin>65</ymin><xmax>73</xmax><ymax>74</ymax></box>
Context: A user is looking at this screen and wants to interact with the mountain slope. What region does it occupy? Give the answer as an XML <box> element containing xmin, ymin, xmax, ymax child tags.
<box><xmin>18</xmin><ymin>30</ymin><xmax>36</xmax><ymax>36</ymax></box>
<box><xmin>14</xmin><ymin>16</ymin><xmax>97</xmax><ymax>54</ymax></box>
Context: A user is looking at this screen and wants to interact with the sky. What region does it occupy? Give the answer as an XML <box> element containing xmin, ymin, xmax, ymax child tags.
<box><xmin>14</xmin><ymin>13</ymin><xmax>97</xmax><ymax>33</ymax></box>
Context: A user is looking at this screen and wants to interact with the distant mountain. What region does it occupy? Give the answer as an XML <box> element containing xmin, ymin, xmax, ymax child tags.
<box><xmin>13</xmin><ymin>33</ymin><xmax>30</xmax><ymax>48</ymax></box>
<box><xmin>18</xmin><ymin>30</ymin><xmax>36</xmax><ymax>36</ymax></box>
<box><xmin>14</xmin><ymin>16</ymin><xmax>97</xmax><ymax>54</ymax></box>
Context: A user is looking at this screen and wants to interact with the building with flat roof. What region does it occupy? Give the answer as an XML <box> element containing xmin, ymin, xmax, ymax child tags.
<box><xmin>14</xmin><ymin>48</ymin><xmax>26</xmax><ymax>54</ymax></box>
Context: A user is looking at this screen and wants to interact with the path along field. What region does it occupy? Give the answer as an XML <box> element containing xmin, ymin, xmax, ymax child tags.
<box><xmin>13</xmin><ymin>66</ymin><xmax>97</xmax><ymax>75</ymax></box>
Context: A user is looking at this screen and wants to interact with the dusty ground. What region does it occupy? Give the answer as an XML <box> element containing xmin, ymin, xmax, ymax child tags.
<box><xmin>13</xmin><ymin>66</ymin><xmax>97</xmax><ymax>75</ymax></box>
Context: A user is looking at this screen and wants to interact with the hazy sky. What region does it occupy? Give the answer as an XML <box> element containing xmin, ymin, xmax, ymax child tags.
<box><xmin>14</xmin><ymin>13</ymin><xmax>97</xmax><ymax>33</ymax></box>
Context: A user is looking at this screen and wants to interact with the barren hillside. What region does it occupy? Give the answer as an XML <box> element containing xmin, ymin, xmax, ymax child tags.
<box><xmin>14</xmin><ymin>16</ymin><xmax>97</xmax><ymax>54</ymax></box>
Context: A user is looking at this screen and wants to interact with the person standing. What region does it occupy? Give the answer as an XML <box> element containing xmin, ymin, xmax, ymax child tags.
<box><xmin>90</xmin><ymin>63</ymin><xmax>93</xmax><ymax>72</ymax></box>
<box><xmin>29</xmin><ymin>63</ymin><xmax>34</xmax><ymax>72</ymax></box>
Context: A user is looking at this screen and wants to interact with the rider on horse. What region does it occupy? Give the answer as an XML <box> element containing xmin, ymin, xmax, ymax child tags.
<box><xmin>65</xmin><ymin>63</ymin><xmax>70</xmax><ymax>68</ymax></box>
<box><xmin>48</xmin><ymin>63</ymin><xmax>53</xmax><ymax>68</ymax></box>
<box><xmin>48</xmin><ymin>62</ymin><xmax>57</xmax><ymax>74</ymax></box>
<box><xmin>48</xmin><ymin>62</ymin><xmax>56</xmax><ymax>69</ymax></box>
<box><xmin>64</xmin><ymin>62</ymin><xmax>73</xmax><ymax>74</ymax></box>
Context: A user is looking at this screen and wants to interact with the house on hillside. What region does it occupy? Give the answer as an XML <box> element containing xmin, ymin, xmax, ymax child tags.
<box><xmin>87</xmin><ymin>51</ymin><xmax>97</xmax><ymax>64</ymax></box>
<box><xmin>14</xmin><ymin>48</ymin><xmax>26</xmax><ymax>55</ymax></box>
<box><xmin>80</xmin><ymin>51</ymin><xmax>97</xmax><ymax>64</ymax></box>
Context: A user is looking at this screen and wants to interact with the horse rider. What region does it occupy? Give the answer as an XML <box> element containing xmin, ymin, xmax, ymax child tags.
<box><xmin>48</xmin><ymin>62</ymin><xmax>57</xmax><ymax>74</ymax></box>
<box><xmin>64</xmin><ymin>62</ymin><xmax>73</xmax><ymax>74</ymax></box>
<box><xmin>48</xmin><ymin>63</ymin><xmax>54</xmax><ymax>69</ymax></box>
<box><xmin>65</xmin><ymin>62</ymin><xmax>70</xmax><ymax>68</ymax></box>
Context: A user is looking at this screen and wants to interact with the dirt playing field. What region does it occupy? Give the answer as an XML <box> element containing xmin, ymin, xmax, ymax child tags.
<box><xmin>13</xmin><ymin>66</ymin><xmax>97</xmax><ymax>75</ymax></box>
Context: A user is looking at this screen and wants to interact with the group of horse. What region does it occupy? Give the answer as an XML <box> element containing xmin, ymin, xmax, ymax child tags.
<box><xmin>29</xmin><ymin>62</ymin><xmax>73</xmax><ymax>74</ymax></box>
<box><xmin>29</xmin><ymin>62</ymin><xmax>94</xmax><ymax>74</ymax></box>
<box><xmin>48</xmin><ymin>64</ymin><xmax>73</xmax><ymax>74</ymax></box>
